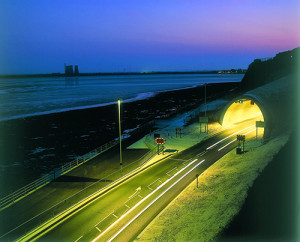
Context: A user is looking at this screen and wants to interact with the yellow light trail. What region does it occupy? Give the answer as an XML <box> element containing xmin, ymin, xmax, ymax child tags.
<box><xmin>92</xmin><ymin>158</ymin><xmax>202</xmax><ymax>242</ymax></box>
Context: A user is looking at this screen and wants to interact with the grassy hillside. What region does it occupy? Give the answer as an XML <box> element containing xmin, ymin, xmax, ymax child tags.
<box><xmin>136</xmin><ymin>134</ymin><xmax>290</xmax><ymax>241</ymax></box>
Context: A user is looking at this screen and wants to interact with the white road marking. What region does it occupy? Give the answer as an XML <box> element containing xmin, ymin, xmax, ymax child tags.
<box><xmin>95</xmin><ymin>227</ymin><xmax>101</xmax><ymax>232</ymax></box>
<box><xmin>197</xmin><ymin>150</ymin><xmax>208</xmax><ymax>157</ymax></box>
<box><xmin>75</xmin><ymin>235</ymin><xmax>83</xmax><ymax>242</ymax></box>
<box><xmin>166</xmin><ymin>167</ymin><xmax>177</xmax><ymax>176</ymax></box>
<box><xmin>170</xmin><ymin>158</ymin><xmax>188</xmax><ymax>161</ymax></box>
<box><xmin>124</xmin><ymin>204</ymin><xmax>130</xmax><ymax>209</ymax></box>
<box><xmin>147</xmin><ymin>178</ymin><xmax>162</xmax><ymax>190</ymax></box>
<box><xmin>94</xmin><ymin>212</ymin><xmax>115</xmax><ymax>227</ymax></box>
<box><xmin>206</xmin><ymin>125</ymin><xmax>255</xmax><ymax>150</ymax></box>
<box><xmin>138</xmin><ymin>195</ymin><xmax>143</xmax><ymax>199</ymax></box>
<box><xmin>112</xmin><ymin>214</ymin><xmax>118</xmax><ymax>218</ymax></box>
<box><xmin>128</xmin><ymin>187</ymin><xmax>142</xmax><ymax>199</ymax></box>
<box><xmin>91</xmin><ymin>158</ymin><xmax>201</xmax><ymax>242</ymax></box>
<box><xmin>107</xmin><ymin>159</ymin><xmax>206</xmax><ymax>242</ymax></box>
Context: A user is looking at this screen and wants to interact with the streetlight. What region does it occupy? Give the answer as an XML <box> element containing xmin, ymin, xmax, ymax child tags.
<box><xmin>204</xmin><ymin>83</ymin><xmax>207</xmax><ymax>118</ymax></box>
<box><xmin>118</xmin><ymin>99</ymin><xmax>123</xmax><ymax>176</ymax></box>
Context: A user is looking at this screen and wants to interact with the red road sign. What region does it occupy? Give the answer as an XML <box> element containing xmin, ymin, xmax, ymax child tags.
<box><xmin>155</xmin><ymin>137</ymin><xmax>165</xmax><ymax>145</ymax></box>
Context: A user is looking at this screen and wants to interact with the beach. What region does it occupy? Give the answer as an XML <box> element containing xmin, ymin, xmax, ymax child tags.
<box><xmin>0</xmin><ymin>82</ymin><xmax>240</xmax><ymax>196</ymax></box>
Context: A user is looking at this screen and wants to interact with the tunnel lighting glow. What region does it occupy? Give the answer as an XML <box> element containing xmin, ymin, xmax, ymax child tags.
<box><xmin>222</xmin><ymin>100</ymin><xmax>264</xmax><ymax>127</ymax></box>
<box><xmin>92</xmin><ymin>159</ymin><xmax>201</xmax><ymax>242</ymax></box>
<box><xmin>206</xmin><ymin>125</ymin><xmax>254</xmax><ymax>150</ymax></box>
<box><xmin>107</xmin><ymin>159</ymin><xmax>206</xmax><ymax>242</ymax></box>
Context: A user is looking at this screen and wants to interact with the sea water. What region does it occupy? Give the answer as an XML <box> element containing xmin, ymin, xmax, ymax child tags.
<box><xmin>0</xmin><ymin>73</ymin><xmax>243</xmax><ymax>121</ymax></box>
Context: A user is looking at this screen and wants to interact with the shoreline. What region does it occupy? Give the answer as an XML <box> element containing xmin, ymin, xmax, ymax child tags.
<box><xmin>0</xmin><ymin>71</ymin><xmax>246</xmax><ymax>79</ymax></box>
<box><xmin>0</xmin><ymin>79</ymin><xmax>242</xmax><ymax>123</ymax></box>
<box><xmin>0</xmin><ymin>82</ymin><xmax>240</xmax><ymax>197</ymax></box>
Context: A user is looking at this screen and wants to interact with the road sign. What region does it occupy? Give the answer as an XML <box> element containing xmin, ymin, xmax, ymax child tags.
<box><xmin>199</xmin><ymin>117</ymin><xmax>208</xmax><ymax>123</ymax></box>
<box><xmin>237</xmin><ymin>135</ymin><xmax>245</xmax><ymax>141</ymax></box>
<box><xmin>256</xmin><ymin>121</ymin><xmax>265</xmax><ymax>128</ymax></box>
<box><xmin>155</xmin><ymin>137</ymin><xmax>165</xmax><ymax>145</ymax></box>
<box><xmin>175</xmin><ymin>127</ymin><xmax>182</xmax><ymax>138</ymax></box>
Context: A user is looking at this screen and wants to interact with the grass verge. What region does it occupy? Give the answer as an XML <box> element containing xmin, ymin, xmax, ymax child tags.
<box><xmin>136</xmin><ymin>134</ymin><xmax>290</xmax><ymax>241</ymax></box>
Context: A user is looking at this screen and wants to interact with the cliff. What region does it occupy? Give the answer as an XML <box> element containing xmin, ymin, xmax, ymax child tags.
<box><xmin>241</xmin><ymin>47</ymin><xmax>299</xmax><ymax>90</ymax></box>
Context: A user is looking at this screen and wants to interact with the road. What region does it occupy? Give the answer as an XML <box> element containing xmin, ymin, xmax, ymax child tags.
<box><xmin>20</xmin><ymin>122</ymin><xmax>258</xmax><ymax>241</ymax></box>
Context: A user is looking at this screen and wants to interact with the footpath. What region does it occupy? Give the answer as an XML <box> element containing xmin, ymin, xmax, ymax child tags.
<box><xmin>0</xmin><ymin>100</ymin><xmax>224</xmax><ymax>241</ymax></box>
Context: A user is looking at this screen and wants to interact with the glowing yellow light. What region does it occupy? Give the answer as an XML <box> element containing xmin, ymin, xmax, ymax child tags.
<box><xmin>223</xmin><ymin>100</ymin><xmax>264</xmax><ymax>127</ymax></box>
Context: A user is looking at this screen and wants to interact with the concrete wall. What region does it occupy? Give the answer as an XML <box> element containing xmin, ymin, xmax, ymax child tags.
<box><xmin>219</xmin><ymin>74</ymin><xmax>297</xmax><ymax>139</ymax></box>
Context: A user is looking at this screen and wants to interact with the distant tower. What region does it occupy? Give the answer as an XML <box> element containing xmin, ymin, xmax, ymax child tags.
<box><xmin>74</xmin><ymin>65</ymin><xmax>79</xmax><ymax>75</ymax></box>
<box><xmin>64</xmin><ymin>63</ymin><xmax>74</xmax><ymax>75</ymax></box>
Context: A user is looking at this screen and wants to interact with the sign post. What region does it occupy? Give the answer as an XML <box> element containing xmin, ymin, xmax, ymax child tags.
<box><xmin>237</xmin><ymin>135</ymin><xmax>245</xmax><ymax>153</ymax></box>
<box><xmin>175</xmin><ymin>127</ymin><xmax>182</xmax><ymax>138</ymax></box>
<box><xmin>199</xmin><ymin>117</ymin><xmax>208</xmax><ymax>134</ymax></box>
<box><xmin>155</xmin><ymin>137</ymin><xmax>165</xmax><ymax>155</ymax></box>
<box><xmin>256</xmin><ymin>121</ymin><xmax>265</xmax><ymax>139</ymax></box>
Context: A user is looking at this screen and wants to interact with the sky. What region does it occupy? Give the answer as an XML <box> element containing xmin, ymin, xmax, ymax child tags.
<box><xmin>0</xmin><ymin>0</ymin><xmax>299</xmax><ymax>74</ymax></box>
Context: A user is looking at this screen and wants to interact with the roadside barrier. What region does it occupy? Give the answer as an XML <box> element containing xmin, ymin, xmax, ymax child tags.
<box><xmin>0</xmin><ymin>139</ymin><xmax>119</xmax><ymax>211</ymax></box>
<box><xmin>0</xmin><ymin>145</ymin><xmax>163</xmax><ymax>241</ymax></box>
<box><xmin>0</xmin><ymin>120</ymin><xmax>155</xmax><ymax>211</ymax></box>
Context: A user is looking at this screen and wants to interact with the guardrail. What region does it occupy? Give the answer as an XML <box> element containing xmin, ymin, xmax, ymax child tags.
<box><xmin>0</xmin><ymin>120</ymin><xmax>155</xmax><ymax>211</ymax></box>
<box><xmin>0</xmin><ymin>139</ymin><xmax>119</xmax><ymax>211</ymax></box>
<box><xmin>0</xmin><ymin>146</ymin><xmax>163</xmax><ymax>241</ymax></box>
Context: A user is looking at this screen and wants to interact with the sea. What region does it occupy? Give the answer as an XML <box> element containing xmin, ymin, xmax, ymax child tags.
<box><xmin>0</xmin><ymin>73</ymin><xmax>243</xmax><ymax>122</ymax></box>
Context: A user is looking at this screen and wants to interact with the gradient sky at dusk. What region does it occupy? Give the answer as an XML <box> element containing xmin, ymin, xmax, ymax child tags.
<box><xmin>0</xmin><ymin>0</ymin><xmax>299</xmax><ymax>74</ymax></box>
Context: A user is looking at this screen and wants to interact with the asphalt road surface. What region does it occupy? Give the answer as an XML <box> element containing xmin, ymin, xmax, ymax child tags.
<box><xmin>22</xmin><ymin>121</ymin><xmax>258</xmax><ymax>241</ymax></box>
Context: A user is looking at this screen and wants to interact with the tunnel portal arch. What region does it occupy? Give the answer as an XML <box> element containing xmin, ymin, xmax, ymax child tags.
<box><xmin>219</xmin><ymin>94</ymin><xmax>271</xmax><ymax>138</ymax></box>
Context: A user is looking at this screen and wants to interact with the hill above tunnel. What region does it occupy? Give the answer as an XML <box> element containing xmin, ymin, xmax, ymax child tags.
<box><xmin>241</xmin><ymin>47</ymin><xmax>299</xmax><ymax>90</ymax></box>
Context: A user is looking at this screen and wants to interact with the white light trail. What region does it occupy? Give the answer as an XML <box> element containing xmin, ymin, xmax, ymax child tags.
<box><xmin>108</xmin><ymin>159</ymin><xmax>205</xmax><ymax>242</ymax></box>
<box><xmin>243</xmin><ymin>129</ymin><xmax>256</xmax><ymax>136</ymax></box>
<box><xmin>92</xmin><ymin>158</ymin><xmax>201</xmax><ymax>242</ymax></box>
<box><xmin>206</xmin><ymin>125</ymin><xmax>255</xmax><ymax>150</ymax></box>
<box><xmin>218</xmin><ymin>128</ymin><xmax>256</xmax><ymax>151</ymax></box>
<box><xmin>218</xmin><ymin>139</ymin><xmax>237</xmax><ymax>151</ymax></box>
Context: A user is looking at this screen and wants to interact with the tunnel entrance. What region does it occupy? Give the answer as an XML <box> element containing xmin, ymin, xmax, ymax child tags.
<box><xmin>220</xmin><ymin>98</ymin><xmax>265</xmax><ymax>136</ymax></box>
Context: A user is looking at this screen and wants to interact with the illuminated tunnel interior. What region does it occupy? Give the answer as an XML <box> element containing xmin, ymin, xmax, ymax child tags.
<box><xmin>221</xmin><ymin>99</ymin><xmax>265</xmax><ymax>135</ymax></box>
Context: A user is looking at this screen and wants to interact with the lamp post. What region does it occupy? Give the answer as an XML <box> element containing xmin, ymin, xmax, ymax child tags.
<box><xmin>204</xmin><ymin>83</ymin><xmax>207</xmax><ymax>118</ymax></box>
<box><xmin>118</xmin><ymin>99</ymin><xmax>123</xmax><ymax>176</ymax></box>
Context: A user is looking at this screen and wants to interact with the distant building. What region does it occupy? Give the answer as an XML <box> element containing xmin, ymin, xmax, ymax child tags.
<box><xmin>64</xmin><ymin>63</ymin><xmax>74</xmax><ymax>75</ymax></box>
<box><xmin>74</xmin><ymin>65</ymin><xmax>79</xmax><ymax>75</ymax></box>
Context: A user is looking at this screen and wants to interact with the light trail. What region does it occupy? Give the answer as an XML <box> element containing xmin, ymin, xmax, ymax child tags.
<box><xmin>218</xmin><ymin>128</ymin><xmax>256</xmax><ymax>151</ymax></box>
<box><xmin>243</xmin><ymin>128</ymin><xmax>256</xmax><ymax>136</ymax></box>
<box><xmin>91</xmin><ymin>158</ymin><xmax>200</xmax><ymax>242</ymax></box>
<box><xmin>218</xmin><ymin>139</ymin><xmax>236</xmax><ymax>151</ymax></box>
<box><xmin>107</xmin><ymin>159</ymin><xmax>206</xmax><ymax>242</ymax></box>
<box><xmin>206</xmin><ymin>125</ymin><xmax>255</xmax><ymax>150</ymax></box>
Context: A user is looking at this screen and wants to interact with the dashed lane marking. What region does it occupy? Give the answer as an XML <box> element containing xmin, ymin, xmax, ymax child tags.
<box><xmin>166</xmin><ymin>167</ymin><xmax>178</xmax><ymax>176</ymax></box>
<box><xmin>75</xmin><ymin>235</ymin><xmax>83</xmax><ymax>242</ymax></box>
<box><xmin>147</xmin><ymin>178</ymin><xmax>162</xmax><ymax>190</ymax></box>
<box><xmin>169</xmin><ymin>158</ymin><xmax>188</xmax><ymax>161</ymax></box>
<box><xmin>197</xmin><ymin>150</ymin><xmax>208</xmax><ymax>157</ymax></box>
<box><xmin>95</xmin><ymin>212</ymin><xmax>115</xmax><ymax>227</ymax></box>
